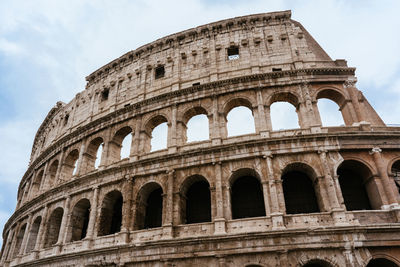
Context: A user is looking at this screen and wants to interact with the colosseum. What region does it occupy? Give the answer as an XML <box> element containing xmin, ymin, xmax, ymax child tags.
<box><xmin>1</xmin><ymin>10</ymin><xmax>400</xmax><ymax>267</ymax></box>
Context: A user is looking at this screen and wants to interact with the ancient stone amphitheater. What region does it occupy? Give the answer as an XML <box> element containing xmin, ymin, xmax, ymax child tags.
<box><xmin>2</xmin><ymin>10</ymin><xmax>400</xmax><ymax>267</ymax></box>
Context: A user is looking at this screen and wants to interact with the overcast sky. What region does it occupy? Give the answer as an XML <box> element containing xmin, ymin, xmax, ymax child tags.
<box><xmin>1</xmin><ymin>0</ymin><xmax>400</xmax><ymax>246</ymax></box>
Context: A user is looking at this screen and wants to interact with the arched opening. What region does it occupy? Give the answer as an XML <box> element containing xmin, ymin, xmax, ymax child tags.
<box><xmin>282</xmin><ymin>164</ymin><xmax>320</xmax><ymax>214</ymax></box>
<box><xmin>337</xmin><ymin>160</ymin><xmax>373</xmax><ymax>211</ymax></box>
<box><xmin>98</xmin><ymin>190</ymin><xmax>123</xmax><ymax>236</ymax></box>
<box><xmin>231</xmin><ymin>169</ymin><xmax>266</xmax><ymax>219</ymax></box>
<box><xmin>391</xmin><ymin>160</ymin><xmax>400</xmax><ymax>194</ymax></box>
<box><xmin>110</xmin><ymin>126</ymin><xmax>132</xmax><ymax>162</ymax></box>
<box><xmin>367</xmin><ymin>258</ymin><xmax>399</xmax><ymax>267</ymax></box>
<box><xmin>63</xmin><ymin>149</ymin><xmax>79</xmax><ymax>179</ymax></box>
<box><xmin>270</xmin><ymin>102</ymin><xmax>299</xmax><ymax>130</ymax></box>
<box><xmin>85</xmin><ymin>137</ymin><xmax>104</xmax><ymax>171</ymax></box>
<box><xmin>44</xmin><ymin>207</ymin><xmax>63</xmax><ymax>248</ymax></box>
<box><xmin>180</xmin><ymin>176</ymin><xmax>211</xmax><ymax>224</ymax></box>
<box><xmin>13</xmin><ymin>223</ymin><xmax>26</xmax><ymax>257</ymax></box>
<box><xmin>69</xmin><ymin>199</ymin><xmax>91</xmax><ymax>242</ymax></box>
<box><xmin>227</xmin><ymin>106</ymin><xmax>256</xmax><ymax>137</ymax></box>
<box><xmin>32</xmin><ymin>170</ymin><xmax>44</xmax><ymax>196</ymax></box>
<box><xmin>47</xmin><ymin>159</ymin><xmax>59</xmax><ymax>187</ymax></box>
<box><xmin>302</xmin><ymin>261</ymin><xmax>332</xmax><ymax>267</ymax></box>
<box><xmin>135</xmin><ymin>183</ymin><xmax>163</xmax><ymax>230</ymax></box>
<box><xmin>151</xmin><ymin>122</ymin><xmax>168</xmax><ymax>151</ymax></box>
<box><xmin>186</xmin><ymin>114</ymin><xmax>209</xmax><ymax>142</ymax></box>
<box><xmin>317</xmin><ymin>98</ymin><xmax>345</xmax><ymax>126</ymax></box>
<box><xmin>26</xmin><ymin>216</ymin><xmax>41</xmax><ymax>253</ymax></box>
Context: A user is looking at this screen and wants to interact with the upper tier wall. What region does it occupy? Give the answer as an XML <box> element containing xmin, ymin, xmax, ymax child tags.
<box><xmin>29</xmin><ymin>10</ymin><xmax>343</xmax><ymax>164</ymax></box>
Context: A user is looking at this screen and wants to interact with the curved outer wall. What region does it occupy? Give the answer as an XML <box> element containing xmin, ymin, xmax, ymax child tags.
<box><xmin>2</xmin><ymin>10</ymin><xmax>400</xmax><ymax>267</ymax></box>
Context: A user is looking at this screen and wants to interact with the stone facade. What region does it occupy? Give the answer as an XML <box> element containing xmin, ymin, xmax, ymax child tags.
<box><xmin>1</xmin><ymin>10</ymin><xmax>400</xmax><ymax>267</ymax></box>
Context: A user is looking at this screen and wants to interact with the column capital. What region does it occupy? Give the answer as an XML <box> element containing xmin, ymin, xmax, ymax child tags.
<box><xmin>343</xmin><ymin>77</ymin><xmax>357</xmax><ymax>88</ymax></box>
<box><xmin>370</xmin><ymin>147</ymin><xmax>382</xmax><ymax>154</ymax></box>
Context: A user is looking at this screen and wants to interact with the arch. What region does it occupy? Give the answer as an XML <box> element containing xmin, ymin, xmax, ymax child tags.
<box><xmin>367</xmin><ymin>258</ymin><xmax>399</xmax><ymax>267</ymax></box>
<box><xmin>145</xmin><ymin>115</ymin><xmax>168</xmax><ymax>152</ymax></box>
<box><xmin>135</xmin><ymin>182</ymin><xmax>163</xmax><ymax>230</ymax></box>
<box><xmin>302</xmin><ymin>259</ymin><xmax>334</xmax><ymax>267</ymax></box>
<box><xmin>13</xmin><ymin>223</ymin><xmax>27</xmax><ymax>257</ymax></box>
<box><xmin>180</xmin><ymin>175</ymin><xmax>211</xmax><ymax>224</ymax></box>
<box><xmin>47</xmin><ymin>159</ymin><xmax>59</xmax><ymax>187</ymax></box>
<box><xmin>44</xmin><ymin>207</ymin><xmax>64</xmax><ymax>248</ymax></box>
<box><xmin>282</xmin><ymin>163</ymin><xmax>320</xmax><ymax>214</ymax></box>
<box><xmin>316</xmin><ymin>89</ymin><xmax>346</xmax><ymax>127</ymax></box>
<box><xmin>110</xmin><ymin>126</ymin><xmax>133</xmax><ymax>162</ymax></box>
<box><xmin>223</xmin><ymin>97</ymin><xmax>253</xmax><ymax>115</ymax></box>
<box><xmin>391</xmin><ymin>159</ymin><xmax>400</xmax><ymax>194</ymax></box>
<box><xmin>85</xmin><ymin>137</ymin><xmax>104</xmax><ymax>171</ymax></box>
<box><xmin>267</xmin><ymin>91</ymin><xmax>300</xmax><ymax>107</ymax></box>
<box><xmin>270</xmin><ymin>101</ymin><xmax>300</xmax><ymax>130</ymax></box>
<box><xmin>230</xmin><ymin>168</ymin><xmax>266</xmax><ymax>219</ymax></box>
<box><xmin>98</xmin><ymin>190</ymin><xmax>123</xmax><ymax>236</ymax></box>
<box><xmin>337</xmin><ymin>160</ymin><xmax>373</xmax><ymax>210</ymax></box>
<box><xmin>68</xmin><ymin>198</ymin><xmax>91</xmax><ymax>242</ymax></box>
<box><xmin>63</xmin><ymin>149</ymin><xmax>79</xmax><ymax>178</ymax></box>
<box><xmin>182</xmin><ymin>106</ymin><xmax>208</xmax><ymax>125</ymax></box>
<box><xmin>226</xmin><ymin>106</ymin><xmax>256</xmax><ymax>137</ymax></box>
<box><xmin>32</xmin><ymin>169</ymin><xmax>44</xmax><ymax>196</ymax></box>
<box><xmin>25</xmin><ymin>216</ymin><xmax>42</xmax><ymax>253</ymax></box>
<box><xmin>186</xmin><ymin>114</ymin><xmax>209</xmax><ymax>143</ymax></box>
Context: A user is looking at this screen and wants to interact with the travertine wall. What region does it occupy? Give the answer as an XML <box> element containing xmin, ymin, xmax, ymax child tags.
<box><xmin>2</xmin><ymin>10</ymin><xmax>400</xmax><ymax>267</ymax></box>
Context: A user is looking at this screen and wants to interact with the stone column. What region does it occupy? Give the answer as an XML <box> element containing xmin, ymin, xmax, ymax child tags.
<box><xmin>59</xmin><ymin>196</ymin><xmax>71</xmax><ymax>245</ymax></box>
<box><xmin>1</xmin><ymin>228</ymin><xmax>14</xmax><ymax>263</ymax></box>
<box><xmin>54</xmin><ymin>150</ymin><xmax>65</xmax><ymax>184</ymax></box>
<box><xmin>264</xmin><ymin>154</ymin><xmax>285</xmax><ymax>229</ymax></box>
<box><xmin>100</xmin><ymin>128</ymin><xmax>112</xmax><ymax>167</ymax></box>
<box><xmin>211</xmin><ymin>97</ymin><xmax>222</xmax><ymax>145</ymax></box>
<box><xmin>370</xmin><ymin>147</ymin><xmax>399</xmax><ymax>208</ymax></box>
<box><xmin>39</xmin><ymin>161</ymin><xmax>49</xmax><ymax>192</ymax></box>
<box><xmin>86</xmin><ymin>186</ymin><xmax>99</xmax><ymax>241</ymax></box>
<box><xmin>168</xmin><ymin>105</ymin><xmax>177</xmax><ymax>153</ymax></box>
<box><xmin>20</xmin><ymin>214</ymin><xmax>33</xmax><ymax>255</ymax></box>
<box><xmin>121</xmin><ymin>176</ymin><xmax>133</xmax><ymax>242</ymax></box>
<box><xmin>344</xmin><ymin>78</ymin><xmax>366</xmax><ymax>123</ymax></box>
<box><xmin>264</xmin><ymin>105</ymin><xmax>273</xmax><ymax>131</ymax></box>
<box><xmin>131</xmin><ymin>117</ymin><xmax>142</xmax><ymax>161</ymax></box>
<box><xmin>214</xmin><ymin>162</ymin><xmax>226</xmax><ymax>234</ymax></box>
<box><xmin>7</xmin><ymin>222</ymin><xmax>20</xmax><ymax>261</ymax></box>
<box><xmin>75</xmin><ymin>140</ymin><xmax>86</xmax><ymax>176</ymax></box>
<box><xmin>163</xmin><ymin>170</ymin><xmax>174</xmax><ymax>238</ymax></box>
<box><xmin>256</xmin><ymin>89</ymin><xmax>269</xmax><ymax>137</ymax></box>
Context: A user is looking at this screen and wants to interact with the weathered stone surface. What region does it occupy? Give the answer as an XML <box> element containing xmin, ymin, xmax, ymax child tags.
<box><xmin>1</xmin><ymin>10</ymin><xmax>400</xmax><ymax>267</ymax></box>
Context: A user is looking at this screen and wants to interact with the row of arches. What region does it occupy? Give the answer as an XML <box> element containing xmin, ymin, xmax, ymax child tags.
<box><xmin>7</xmin><ymin>157</ymin><xmax>399</xmax><ymax>261</ymax></box>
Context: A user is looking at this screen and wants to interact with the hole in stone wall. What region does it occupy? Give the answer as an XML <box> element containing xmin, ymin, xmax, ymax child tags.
<box><xmin>13</xmin><ymin>224</ymin><xmax>26</xmax><ymax>257</ymax></box>
<box><xmin>231</xmin><ymin>175</ymin><xmax>265</xmax><ymax>219</ymax></box>
<box><xmin>144</xmin><ymin>187</ymin><xmax>163</xmax><ymax>229</ymax></box>
<box><xmin>227</xmin><ymin>106</ymin><xmax>255</xmax><ymax>137</ymax></box>
<box><xmin>151</xmin><ymin>122</ymin><xmax>168</xmax><ymax>151</ymax></box>
<box><xmin>186</xmin><ymin>114</ymin><xmax>209</xmax><ymax>142</ymax></box>
<box><xmin>317</xmin><ymin>98</ymin><xmax>345</xmax><ymax>126</ymax></box>
<box><xmin>155</xmin><ymin>65</ymin><xmax>165</xmax><ymax>79</ymax></box>
<box><xmin>270</xmin><ymin>102</ymin><xmax>299</xmax><ymax>130</ymax></box>
<box><xmin>120</xmin><ymin>133</ymin><xmax>132</xmax><ymax>159</ymax></box>
<box><xmin>69</xmin><ymin>199</ymin><xmax>91</xmax><ymax>242</ymax></box>
<box><xmin>227</xmin><ymin>46</ymin><xmax>239</xmax><ymax>60</ymax></box>
<box><xmin>26</xmin><ymin>216</ymin><xmax>41</xmax><ymax>253</ymax></box>
<box><xmin>272</xmin><ymin>68</ymin><xmax>282</xmax><ymax>72</ymax></box>
<box><xmin>98</xmin><ymin>191</ymin><xmax>123</xmax><ymax>236</ymax></box>
<box><xmin>101</xmin><ymin>88</ymin><xmax>109</xmax><ymax>101</ymax></box>
<box><xmin>185</xmin><ymin>180</ymin><xmax>211</xmax><ymax>224</ymax></box>
<box><xmin>44</xmin><ymin>208</ymin><xmax>64</xmax><ymax>248</ymax></box>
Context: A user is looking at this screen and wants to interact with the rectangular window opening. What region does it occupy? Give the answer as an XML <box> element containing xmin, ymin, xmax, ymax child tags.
<box><xmin>227</xmin><ymin>46</ymin><xmax>239</xmax><ymax>60</ymax></box>
<box><xmin>272</xmin><ymin>68</ymin><xmax>282</xmax><ymax>72</ymax></box>
<box><xmin>101</xmin><ymin>88</ymin><xmax>109</xmax><ymax>101</ymax></box>
<box><xmin>155</xmin><ymin>65</ymin><xmax>165</xmax><ymax>79</ymax></box>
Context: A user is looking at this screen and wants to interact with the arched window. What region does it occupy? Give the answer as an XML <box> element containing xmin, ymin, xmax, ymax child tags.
<box><xmin>270</xmin><ymin>102</ymin><xmax>299</xmax><ymax>130</ymax></box>
<box><xmin>227</xmin><ymin>106</ymin><xmax>256</xmax><ymax>137</ymax></box>
<box><xmin>392</xmin><ymin>160</ymin><xmax>400</xmax><ymax>194</ymax></box>
<box><xmin>98</xmin><ymin>191</ymin><xmax>123</xmax><ymax>236</ymax></box>
<box><xmin>110</xmin><ymin>126</ymin><xmax>132</xmax><ymax>162</ymax></box>
<box><xmin>317</xmin><ymin>98</ymin><xmax>344</xmax><ymax>126</ymax></box>
<box><xmin>47</xmin><ymin>159</ymin><xmax>59</xmax><ymax>187</ymax></box>
<box><xmin>63</xmin><ymin>149</ymin><xmax>79</xmax><ymax>178</ymax></box>
<box><xmin>32</xmin><ymin>170</ymin><xmax>44</xmax><ymax>196</ymax></box>
<box><xmin>151</xmin><ymin>122</ymin><xmax>168</xmax><ymax>151</ymax></box>
<box><xmin>282</xmin><ymin>164</ymin><xmax>319</xmax><ymax>214</ymax></box>
<box><xmin>13</xmin><ymin>223</ymin><xmax>26</xmax><ymax>257</ymax></box>
<box><xmin>367</xmin><ymin>258</ymin><xmax>399</xmax><ymax>267</ymax></box>
<box><xmin>69</xmin><ymin>199</ymin><xmax>91</xmax><ymax>242</ymax></box>
<box><xmin>230</xmin><ymin>169</ymin><xmax>265</xmax><ymax>219</ymax></box>
<box><xmin>85</xmin><ymin>137</ymin><xmax>104</xmax><ymax>171</ymax></box>
<box><xmin>302</xmin><ymin>260</ymin><xmax>333</xmax><ymax>267</ymax></box>
<box><xmin>180</xmin><ymin>176</ymin><xmax>211</xmax><ymax>224</ymax></box>
<box><xmin>44</xmin><ymin>207</ymin><xmax>64</xmax><ymax>248</ymax></box>
<box><xmin>337</xmin><ymin>160</ymin><xmax>372</xmax><ymax>211</ymax></box>
<box><xmin>186</xmin><ymin>114</ymin><xmax>209</xmax><ymax>142</ymax></box>
<box><xmin>135</xmin><ymin>183</ymin><xmax>163</xmax><ymax>230</ymax></box>
<box><xmin>26</xmin><ymin>216</ymin><xmax>41</xmax><ymax>253</ymax></box>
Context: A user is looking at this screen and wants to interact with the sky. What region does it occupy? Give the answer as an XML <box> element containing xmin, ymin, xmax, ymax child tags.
<box><xmin>1</xmin><ymin>0</ymin><xmax>400</xmax><ymax>246</ymax></box>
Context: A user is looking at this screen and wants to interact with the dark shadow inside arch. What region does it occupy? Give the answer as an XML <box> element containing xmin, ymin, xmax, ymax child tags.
<box><xmin>26</xmin><ymin>216</ymin><xmax>41</xmax><ymax>253</ymax></box>
<box><xmin>44</xmin><ymin>207</ymin><xmax>63</xmax><ymax>248</ymax></box>
<box><xmin>337</xmin><ymin>160</ymin><xmax>372</xmax><ymax>211</ymax></box>
<box><xmin>136</xmin><ymin>183</ymin><xmax>163</xmax><ymax>230</ymax></box>
<box><xmin>185</xmin><ymin>180</ymin><xmax>211</xmax><ymax>224</ymax></box>
<box><xmin>231</xmin><ymin>172</ymin><xmax>265</xmax><ymax>219</ymax></box>
<box><xmin>282</xmin><ymin>170</ymin><xmax>319</xmax><ymax>214</ymax></box>
<box><xmin>13</xmin><ymin>223</ymin><xmax>26</xmax><ymax>257</ymax></box>
<box><xmin>367</xmin><ymin>258</ymin><xmax>399</xmax><ymax>267</ymax></box>
<box><xmin>69</xmin><ymin>199</ymin><xmax>91</xmax><ymax>242</ymax></box>
<box><xmin>98</xmin><ymin>191</ymin><xmax>123</xmax><ymax>236</ymax></box>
